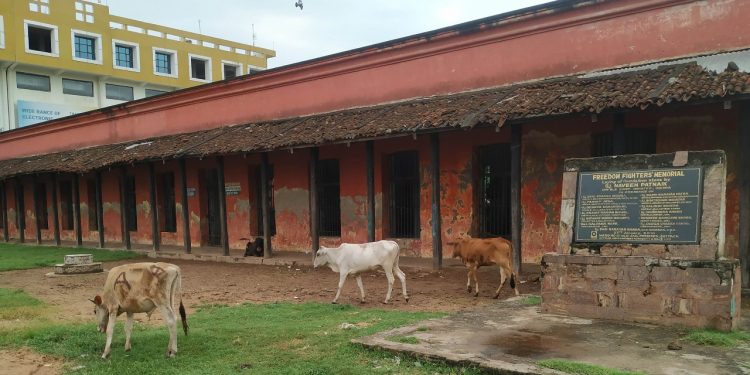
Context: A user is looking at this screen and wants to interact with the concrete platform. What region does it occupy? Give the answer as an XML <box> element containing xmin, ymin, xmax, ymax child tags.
<box><xmin>354</xmin><ymin>296</ymin><xmax>750</xmax><ymax>375</ymax></box>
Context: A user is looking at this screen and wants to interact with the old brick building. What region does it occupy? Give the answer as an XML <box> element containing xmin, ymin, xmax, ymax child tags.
<box><xmin>0</xmin><ymin>0</ymin><xmax>748</xmax><ymax>287</ymax></box>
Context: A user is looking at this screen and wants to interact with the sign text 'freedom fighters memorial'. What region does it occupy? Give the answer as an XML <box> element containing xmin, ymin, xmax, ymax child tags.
<box><xmin>574</xmin><ymin>167</ymin><xmax>703</xmax><ymax>243</ymax></box>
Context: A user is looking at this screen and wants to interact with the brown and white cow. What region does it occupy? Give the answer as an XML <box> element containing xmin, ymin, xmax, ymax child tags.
<box><xmin>90</xmin><ymin>262</ymin><xmax>188</xmax><ymax>358</ymax></box>
<box><xmin>451</xmin><ymin>237</ymin><xmax>520</xmax><ymax>298</ymax></box>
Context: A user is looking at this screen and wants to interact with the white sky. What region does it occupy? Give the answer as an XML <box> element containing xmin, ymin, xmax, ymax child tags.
<box><xmin>103</xmin><ymin>0</ymin><xmax>551</xmax><ymax>68</ymax></box>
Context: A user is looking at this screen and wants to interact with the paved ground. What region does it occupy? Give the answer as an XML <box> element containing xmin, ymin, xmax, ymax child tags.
<box><xmin>355</xmin><ymin>296</ymin><xmax>750</xmax><ymax>375</ymax></box>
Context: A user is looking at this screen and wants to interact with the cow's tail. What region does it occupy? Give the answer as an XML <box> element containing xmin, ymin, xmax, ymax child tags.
<box><xmin>179</xmin><ymin>300</ymin><xmax>188</xmax><ymax>336</ymax></box>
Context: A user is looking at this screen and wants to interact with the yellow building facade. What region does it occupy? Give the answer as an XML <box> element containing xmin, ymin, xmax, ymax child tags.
<box><xmin>0</xmin><ymin>0</ymin><xmax>275</xmax><ymax>131</ymax></box>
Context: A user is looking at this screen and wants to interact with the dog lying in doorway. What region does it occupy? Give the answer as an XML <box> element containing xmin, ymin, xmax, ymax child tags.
<box><xmin>241</xmin><ymin>237</ymin><xmax>264</xmax><ymax>257</ymax></box>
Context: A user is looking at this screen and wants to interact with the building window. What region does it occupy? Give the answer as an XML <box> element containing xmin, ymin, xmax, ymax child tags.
<box><xmin>75</xmin><ymin>1</ymin><xmax>95</xmax><ymax>23</ymax></box>
<box><xmin>387</xmin><ymin>151</ymin><xmax>420</xmax><ymax>238</ymax></box>
<box><xmin>59</xmin><ymin>180</ymin><xmax>74</xmax><ymax>231</ymax></box>
<box><xmin>476</xmin><ymin>144</ymin><xmax>511</xmax><ymax>238</ymax></box>
<box><xmin>123</xmin><ymin>176</ymin><xmax>137</xmax><ymax>232</ymax></box>
<box><xmin>62</xmin><ymin>78</ymin><xmax>94</xmax><ymax>97</ymax></box>
<box><xmin>159</xmin><ymin>173</ymin><xmax>177</xmax><ymax>233</ymax></box>
<box><xmin>15</xmin><ymin>184</ymin><xmax>25</xmax><ymax>230</ymax></box>
<box><xmin>25</xmin><ymin>21</ymin><xmax>58</xmax><ymax>56</ymax></box>
<box><xmin>153</xmin><ymin>49</ymin><xmax>177</xmax><ymax>76</ymax></box>
<box><xmin>74</xmin><ymin>35</ymin><xmax>95</xmax><ymax>60</ymax></box>
<box><xmin>592</xmin><ymin>128</ymin><xmax>656</xmax><ymax>157</ymax></box>
<box><xmin>16</xmin><ymin>72</ymin><xmax>50</xmax><ymax>92</ymax></box>
<box><xmin>256</xmin><ymin>166</ymin><xmax>276</xmax><ymax>236</ymax></box>
<box><xmin>105</xmin><ymin>84</ymin><xmax>134</xmax><ymax>101</ymax></box>
<box><xmin>29</xmin><ymin>0</ymin><xmax>50</xmax><ymax>15</ymax></box>
<box><xmin>87</xmin><ymin>179</ymin><xmax>98</xmax><ymax>231</ymax></box>
<box><xmin>35</xmin><ymin>182</ymin><xmax>48</xmax><ymax>230</ymax></box>
<box><xmin>318</xmin><ymin>159</ymin><xmax>341</xmax><ymax>237</ymax></box>
<box><xmin>222</xmin><ymin>62</ymin><xmax>241</xmax><ymax>79</ymax></box>
<box><xmin>112</xmin><ymin>40</ymin><xmax>139</xmax><ymax>71</ymax></box>
<box><xmin>189</xmin><ymin>54</ymin><xmax>211</xmax><ymax>81</ymax></box>
<box><xmin>115</xmin><ymin>45</ymin><xmax>133</xmax><ymax>68</ymax></box>
<box><xmin>145</xmin><ymin>89</ymin><xmax>168</xmax><ymax>98</ymax></box>
<box><xmin>0</xmin><ymin>16</ymin><xmax>6</xmax><ymax>49</ymax></box>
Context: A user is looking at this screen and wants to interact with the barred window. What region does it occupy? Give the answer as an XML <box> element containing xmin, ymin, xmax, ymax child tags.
<box><xmin>63</xmin><ymin>78</ymin><xmax>94</xmax><ymax>97</ymax></box>
<box><xmin>35</xmin><ymin>182</ymin><xmax>48</xmax><ymax>230</ymax></box>
<box><xmin>74</xmin><ymin>35</ymin><xmax>96</xmax><ymax>60</ymax></box>
<box><xmin>317</xmin><ymin>159</ymin><xmax>341</xmax><ymax>237</ymax></box>
<box><xmin>115</xmin><ymin>44</ymin><xmax>133</xmax><ymax>68</ymax></box>
<box><xmin>387</xmin><ymin>151</ymin><xmax>420</xmax><ymax>238</ymax></box>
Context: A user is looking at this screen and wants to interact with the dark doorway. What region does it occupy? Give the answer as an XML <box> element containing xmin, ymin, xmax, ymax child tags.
<box><xmin>318</xmin><ymin>159</ymin><xmax>341</xmax><ymax>236</ymax></box>
<box><xmin>477</xmin><ymin>144</ymin><xmax>511</xmax><ymax>238</ymax></box>
<box><xmin>201</xmin><ymin>169</ymin><xmax>222</xmax><ymax>246</ymax></box>
<box><xmin>256</xmin><ymin>165</ymin><xmax>276</xmax><ymax>236</ymax></box>
<box><xmin>386</xmin><ymin>151</ymin><xmax>420</xmax><ymax>238</ymax></box>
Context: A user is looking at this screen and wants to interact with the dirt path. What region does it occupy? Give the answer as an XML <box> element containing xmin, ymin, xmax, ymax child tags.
<box><xmin>0</xmin><ymin>258</ymin><xmax>539</xmax><ymax>374</ymax></box>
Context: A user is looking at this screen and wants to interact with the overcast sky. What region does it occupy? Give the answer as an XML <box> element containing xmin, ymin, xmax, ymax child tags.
<box><xmin>103</xmin><ymin>0</ymin><xmax>551</xmax><ymax>68</ymax></box>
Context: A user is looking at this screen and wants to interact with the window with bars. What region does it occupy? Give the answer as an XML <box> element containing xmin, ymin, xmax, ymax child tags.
<box><xmin>74</xmin><ymin>35</ymin><xmax>96</xmax><ymax>60</ymax></box>
<box><xmin>62</xmin><ymin>78</ymin><xmax>93</xmax><ymax>97</ymax></box>
<box><xmin>123</xmin><ymin>176</ymin><xmax>137</xmax><ymax>232</ymax></box>
<box><xmin>317</xmin><ymin>159</ymin><xmax>341</xmax><ymax>236</ymax></box>
<box><xmin>592</xmin><ymin>128</ymin><xmax>656</xmax><ymax>157</ymax></box>
<box><xmin>87</xmin><ymin>179</ymin><xmax>98</xmax><ymax>231</ymax></box>
<box><xmin>17</xmin><ymin>72</ymin><xmax>50</xmax><ymax>92</ymax></box>
<box><xmin>115</xmin><ymin>44</ymin><xmax>133</xmax><ymax>68</ymax></box>
<box><xmin>256</xmin><ymin>166</ymin><xmax>276</xmax><ymax>236</ymax></box>
<box><xmin>160</xmin><ymin>173</ymin><xmax>177</xmax><ymax>233</ymax></box>
<box><xmin>35</xmin><ymin>182</ymin><xmax>48</xmax><ymax>230</ymax></box>
<box><xmin>16</xmin><ymin>184</ymin><xmax>25</xmax><ymax>230</ymax></box>
<box><xmin>476</xmin><ymin>144</ymin><xmax>511</xmax><ymax>238</ymax></box>
<box><xmin>223</xmin><ymin>63</ymin><xmax>239</xmax><ymax>79</ymax></box>
<box><xmin>105</xmin><ymin>84</ymin><xmax>134</xmax><ymax>101</ymax></box>
<box><xmin>59</xmin><ymin>180</ymin><xmax>74</xmax><ymax>230</ymax></box>
<box><xmin>387</xmin><ymin>151</ymin><xmax>420</xmax><ymax>238</ymax></box>
<box><xmin>154</xmin><ymin>51</ymin><xmax>173</xmax><ymax>75</ymax></box>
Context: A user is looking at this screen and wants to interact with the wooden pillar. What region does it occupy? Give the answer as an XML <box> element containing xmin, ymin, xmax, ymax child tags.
<box><xmin>613</xmin><ymin>113</ymin><xmax>626</xmax><ymax>155</ymax></box>
<box><xmin>179</xmin><ymin>159</ymin><xmax>191</xmax><ymax>254</ymax></box>
<box><xmin>1</xmin><ymin>180</ymin><xmax>8</xmax><ymax>242</ymax></box>
<box><xmin>217</xmin><ymin>156</ymin><xmax>229</xmax><ymax>256</ymax></box>
<box><xmin>119</xmin><ymin>167</ymin><xmax>131</xmax><ymax>250</ymax></box>
<box><xmin>148</xmin><ymin>162</ymin><xmax>160</xmax><ymax>252</ymax></box>
<box><xmin>50</xmin><ymin>174</ymin><xmax>61</xmax><ymax>246</ymax></box>
<box><xmin>32</xmin><ymin>175</ymin><xmax>41</xmax><ymax>245</ymax></box>
<box><xmin>366</xmin><ymin>141</ymin><xmax>375</xmax><ymax>242</ymax></box>
<box><xmin>510</xmin><ymin>124</ymin><xmax>523</xmax><ymax>275</ymax></box>
<box><xmin>431</xmin><ymin>134</ymin><xmax>443</xmax><ymax>269</ymax></box>
<box><xmin>261</xmin><ymin>152</ymin><xmax>273</xmax><ymax>258</ymax></box>
<box><xmin>72</xmin><ymin>174</ymin><xmax>83</xmax><ymax>247</ymax></box>
<box><xmin>310</xmin><ymin>147</ymin><xmax>319</xmax><ymax>258</ymax></box>
<box><xmin>95</xmin><ymin>171</ymin><xmax>105</xmax><ymax>248</ymax></box>
<box><xmin>740</xmin><ymin>103</ymin><xmax>750</xmax><ymax>288</ymax></box>
<box><xmin>16</xmin><ymin>178</ymin><xmax>25</xmax><ymax>243</ymax></box>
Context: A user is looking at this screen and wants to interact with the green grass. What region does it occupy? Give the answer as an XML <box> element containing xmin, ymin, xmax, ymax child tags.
<box><xmin>388</xmin><ymin>335</ymin><xmax>420</xmax><ymax>345</ymax></box>
<box><xmin>539</xmin><ymin>359</ymin><xmax>647</xmax><ymax>375</ymax></box>
<box><xmin>683</xmin><ymin>329</ymin><xmax>750</xmax><ymax>347</ymax></box>
<box><xmin>0</xmin><ymin>243</ymin><xmax>143</xmax><ymax>271</ymax></box>
<box><xmin>521</xmin><ymin>295</ymin><xmax>542</xmax><ymax>305</ymax></box>
<box><xmin>0</xmin><ymin>288</ymin><xmax>45</xmax><ymax>320</ymax></box>
<box><xmin>0</xmin><ymin>302</ymin><xmax>489</xmax><ymax>374</ymax></box>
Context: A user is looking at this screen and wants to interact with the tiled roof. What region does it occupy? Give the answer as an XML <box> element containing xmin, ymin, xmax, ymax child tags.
<box><xmin>0</xmin><ymin>62</ymin><xmax>748</xmax><ymax>178</ymax></box>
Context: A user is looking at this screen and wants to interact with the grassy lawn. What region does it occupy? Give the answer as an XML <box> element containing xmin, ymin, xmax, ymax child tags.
<box><xmin>683</xmin><ymin>329</ymin><xmax>750</xmax><ymax>347</ymax></box>
<box><xmin>538</xmin><ymin>359</ymin><xmax>647</xmax><ymax>375</ymax></box>
<box><xmin>0</xmin><ymin>301</ymin><xmax>489</xmax><ymax>374</ymax></box>
<box><xmin>0</xmin><ymin>288</ymin><xmax>46</xmax><ymax>320</ymax></box>
<box><xmin>0</xmin><ymin>243</ymin><xmax>142</xmax><ymax>271</ymax></box>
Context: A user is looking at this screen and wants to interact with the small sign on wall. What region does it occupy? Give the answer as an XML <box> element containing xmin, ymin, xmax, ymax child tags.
<box><xmin>186</xmin><ymin>188</ymin><xmax>196</xmax><ymax>197</ymax></box>
<box><xmin>225</xmin><ymin>183</ymin><xmax>241</xmax><ymax>196</ymax></box>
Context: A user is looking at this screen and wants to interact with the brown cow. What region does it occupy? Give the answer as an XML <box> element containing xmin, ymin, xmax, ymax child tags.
<box><xmin>451</xmin><ymin>237</ymin><xmax>520</xmax><ymax>298</ymax></box>
<box><xmin>90</xmin><ymin>262</ymin><xmax>188</xmax><ymax>358</ymax></box>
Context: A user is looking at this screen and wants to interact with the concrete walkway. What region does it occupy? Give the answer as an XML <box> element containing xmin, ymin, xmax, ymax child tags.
<box><xmin>354</xmin><ymin>296</ymin><xmax>750</xmax><ymax>375</ymax></box>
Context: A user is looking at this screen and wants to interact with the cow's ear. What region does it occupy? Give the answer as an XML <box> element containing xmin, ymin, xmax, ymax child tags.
<box><xmin>93</xmin><ymin>295</ymin><xmax>102</xmax><ymax>305</ymax></box>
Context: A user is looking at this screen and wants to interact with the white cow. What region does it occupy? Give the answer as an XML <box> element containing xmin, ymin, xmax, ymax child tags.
<box><xmin>90</xmin><ymin>262</ymin><xmax>187</xmax><ymax>359</ymax></box>
<box><xmin>313</xmin><ymin>240</ymin><xmax>409</xmax><ymax>304</ymax></box>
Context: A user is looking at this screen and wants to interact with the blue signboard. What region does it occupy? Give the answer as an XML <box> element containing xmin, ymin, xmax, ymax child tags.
<box><xmin>16</xmin><ymin>100</ymin><xmax>91</xmax><ymax>127</ymax></box>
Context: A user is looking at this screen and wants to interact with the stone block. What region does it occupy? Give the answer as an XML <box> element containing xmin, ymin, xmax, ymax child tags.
<box><xmin>681</xmin><ymin>284</ymin><xmax>713</xmax><ymax>300</ymax></box>
<box><xmin>566</xmin><ymin>264</ymin><xmax>587</xmax><ymax>279</ymax></box>
<box><xmin>54</xmin><ymin>262</ymin><xmax>103</xmax><ymax>274</ymax></box>
<box><xmin>600</xmin><ymin>244</ymin><xmax>633</xmax><ymax>256</ymax></box>
<box><xmin>596</xmin><ymin>292</ymin><xmax>618</xmax><ymax>307</ymax></box>
<box><xmin>686</xmin><ymin>268</ymin><xmax>721</xmax><ymax>286</ymax></box>
<box><xmin>618</xmin><ymin>266</ymin><xmax>649</xmax><ymax>281</ymax></box>
<box><xmin>561</xmin><ymin>172</ymin><xmax>578</xmax><ymax>199</ymax></box>
<box><xmin>651</xmin><ymin>281</ymin><xmax>683</xmax><ymax>297</ymax></box>
<box><xmin>541</xmin><ymin>254</ymin><xmax>564</xmax><ymax>264</ymax></box>
<box><xmin>64</xmin><ymin>254</ymin><xmax>93</xmax><ymax>265</ymax></box>
<box><xmin>591</xmin><ymin>279</ymin><xmax>616</xmax><ymax>292</ymax></box>
<box><xmin>615</xmin><ymin>280</ymin><xmax>650</xmax><ymax>292</ymax></box>
<box><xmin>666</xmin><ymin>245</ymin><xmax>699</xmax><ymax>260</ymax></box>
<box><xmin>650</xmin><ymin>267</ymin><xmax>687</xmax><ymax>282</ymax></box>
<box><xmin>567</xmin><ymin>290</ymin><xmax>597</xmax><ymax>305</ymax></box>
<box><xmin>631</xmin><ymin>245</ymin><xmax>667</xmax><ymax>257</ymax></box>
<box><xmin>586</xmin><ymin>265</ymin><xmax>618</xmax><ymax>279</ymax></box>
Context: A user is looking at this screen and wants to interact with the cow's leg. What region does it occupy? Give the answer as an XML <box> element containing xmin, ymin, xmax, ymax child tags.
<box><xmin>160</xmin><ymin>305</ymin><xmax>178</xmax><ymax>357</ymax></box>
<box><xmin>471</xmin><ymin>264</ymin><xmax>480</xmax><ymax>297</ymax></box>
<box><xmin>494</xmin><ymin>266</ymin><xmax>507</xmax><ymax>299</ymax></box>
<box><xmin>102</xmin><ymin>312</ymin><xmax>117</xmax><ymax>359</ymax></box>
<box><xmin>383</xmin><ymin>267</ymin><xmax>395</xmax><ymax>304</ymax></box>
<box><xmin>465</xmin><ymin>266</ymin><xmax>472</xmax><ymax>293</ymax></box>
<box><xmin>394</xmin><ymin>266</ymin><xmax>409</xmax><ymax>302</ymax></box>
<box><xmin>355</xmin><ymin>275</ymin><xmax>366</xmax><ymax>303</ymax></box>
<box><xmin>124</xmin><ymin>312</ymin><xmax>134</xmax><ymax>351</ymax></box>
<box><xmin>332</xmin><ymin>273</ymin><xmax>347</xmax><ymax>304</ymax></box>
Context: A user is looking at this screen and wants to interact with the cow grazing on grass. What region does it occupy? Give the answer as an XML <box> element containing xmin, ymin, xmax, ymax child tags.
<box><xmin>90</xmin><ymin>262</ymin><xmax>188</xmax><ymax>359</ymax></box>
<box><xmin>313</xmin><ymin>240</ymin><xmax>409</xmax><ymax>304</ymax></box>
<box><xmin>241</xmin><ymin>237</ymin><xmax>264</xmax><ymax>257</ymax></box>
<box><xmin>451</xmin><ymin>237</ymin><xmax>520</xmax><ymax>298</ymax></box>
